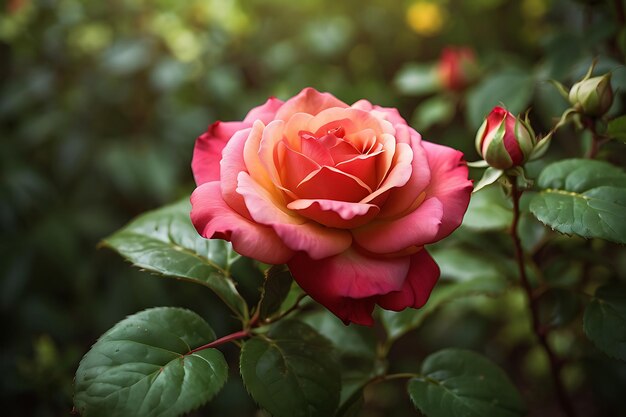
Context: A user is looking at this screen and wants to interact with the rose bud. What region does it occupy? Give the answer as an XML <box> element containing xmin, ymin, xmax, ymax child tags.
<box><xmin>475</xmin><ymin>106</ymin><xmax>536</xmax><ymax>170</ymax></box>
<box><xmin>437</xmin><ymin>47</ymin><xmax>479</xmax><ymax>91</ymax></box>
<box><xmin>568</xmin><ymin>72</ymin><xmax>613</xmax><ymax>117</ymax></box>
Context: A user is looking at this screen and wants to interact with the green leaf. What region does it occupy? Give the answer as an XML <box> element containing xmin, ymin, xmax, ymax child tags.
<box><xmin>277</xmin><ymin>281</ymin><xmax>306</xmax><ymax>317</ymax></box>
<box><xmin>408</xmin><ymin>349</ymin><xmax>526</xmax><ymax>417</ymax></box>
<box><xmin>412</xmin><ymin>95</ymin><xmax>455</xmax><ymax>130</ymax></box>
<box><xmin>607</xmin><ymin>115</ymin><xmax>626</xmax><ymax>143</ymax></box>
<box><xmin>240</xmin><ymin>320</ymin><xmax>341</xmax><ymax>417</ymax></box>
<box><xmin>381</xmin><ymin>277</ymin><xmax>508</xmax><ymax>341</ymax></box>
<box><xmin>463</xmin><ymin>185</ymin><xmax>512</xmax><ymax>231</ymax></box>
<box><xmin>301</xmin><ymin>310</ymin><xmax>377</xmax><ymax>417</ymax></box>
<box><xmin>394</xmin><ymin>63</ymin><xmax>440</xmax><ymax>96</ymax></box>
<box><xmin>584</xmin><ymin>284</ymin><xmax>626</xmax><ymax>361</ymax></box>
<box><xmin>302</xmin><ymin>310</ymin><xmax>376</xmax><ymax>360</ymax></box>
<box><xmin>102</xmin><ymin>199</ymin><xmax>248</xmax><ymax>319</ymax></box>
<box><xmin>74</xmin><ymin>307</ymin><xmax>228</xmax><ymax>417</ymax></box>
<box><xmin>466</xmin><ymin>68</ymin><xmax>534</xmax><ymax>129</ymax></box>
<box><xmin>259</xmin><ymin>265</ymin><xmax>294</xmax><ymax>320</ymax></box>
<box><xmin>382</xmin><ymin>247</ymin><xmax>510</xmax><ymax>340</ymax></box>
<box><xmin>432</xmin><ymin>247</ymin><xmax>511</xmax><ymax>282</ymax></box>
<box><xmin>529</xmin><ymin>159</ymin><xmax>626</xmax><ymax>244</ymax></box>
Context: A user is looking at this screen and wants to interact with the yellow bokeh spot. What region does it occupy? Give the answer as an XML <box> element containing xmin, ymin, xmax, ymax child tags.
<box><xmin>406</xmin><ymin>1</ymin><xmax>446</xmax><ymax>37</ymax></box>
<box><xmin>522</xmin><ymin>0</ymin><xmax>549</xmax><ymax>20</ymax></box>
<box><xmin>68</xmin><ymin>23</ymin><xmax>113</xmax><ymax>55</ymax></box>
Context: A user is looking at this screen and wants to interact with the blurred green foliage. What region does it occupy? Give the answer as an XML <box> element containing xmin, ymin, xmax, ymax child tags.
<box><xmin>1</xmin><ymin>0</ymin><xmax>625</xmax><ymax>416</ymax></box>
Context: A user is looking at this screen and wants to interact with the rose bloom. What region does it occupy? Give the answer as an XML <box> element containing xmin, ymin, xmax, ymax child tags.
<box><xmin>191</xmin><ymin>88</ymin><xmax>472</xmax><ymax>325</ymax></box>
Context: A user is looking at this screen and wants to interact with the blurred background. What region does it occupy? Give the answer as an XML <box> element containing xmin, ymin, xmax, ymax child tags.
<box><xmin>1</xmin><ymin>0</ymin><xmax>625</xmax><ymax>416</ymax></box>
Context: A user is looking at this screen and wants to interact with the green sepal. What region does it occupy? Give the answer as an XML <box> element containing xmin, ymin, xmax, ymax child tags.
<box><xmin>474</xmin><ymin>167</ymin><xmax>505</xmax><ymax>193</ymax></box>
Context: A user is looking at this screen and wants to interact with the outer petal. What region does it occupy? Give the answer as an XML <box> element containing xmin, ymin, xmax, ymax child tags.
<box><xmin>288</xmin><ymin>249</ymin><xmax>411</xmax><ymax>325</ymax></box>
<box><xmin>422</xmin><ymin>141</ymin><xmax>473</xmax><ymax>240</ymax></box>
<box><xmin>351</xmin><ymin>99</ymin><xmax>408</xmax><ymax>126</ymax></box>
<box><xmin>220</xmin><ymin>127</ymin><xmax>254</xmax><ymax>217</ymax></box>
<box><xmin>275</xmin><ymin>87</ymin><xmax>349</xmax><ymax>121</ymax></box>
<box><xmin>310</xmin><ymin>107</ymin><xmax>390</xmax><ymax>138</ymax></box>
<box><xmin>190</xmin><ymin>182</ymin><xmax>294</xmax><ymax>264</ymax></box>
<box><xmin>236</xmin><ymin>172</ymin><xmax>352</xmax><ymax>259</ymax></box>
<box><xmin>192</xmin><ymin>121</ymin><xmax>249</xmax><ymax>185</ymax></box>
<box><xmin>360</xmin><ymin>141</ymin><xmax>413</xmax><ymax>206</ymax></box>
<box><xmin>287</xmin><ymin>199</ymin><xmax>380</xmax><ymax>229</ymax></box>
<box><xmin>377</xmin><ymin>249</ymin><xmax>440</xmax><ymax>311</ymax></box>
<box><xmin>376</xmin><ymin>126</ymin><xmax>431</xmax><ymax>217</ymax></box>
<box><xmin>352</xmin><ymin>197</ymin><xmax>444</xmax><ymax>254</ymax></box>
<box><xmin>243</xmin><ymin>97</ymin><xmax>284</xmax><ymax>124</ymax></box>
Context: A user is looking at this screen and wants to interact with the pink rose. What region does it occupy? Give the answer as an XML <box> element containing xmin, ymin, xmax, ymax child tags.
<box><xmin>190</xmin><ymin>88</ymin><xmax>472</xmax><ymax>325</ymax></box>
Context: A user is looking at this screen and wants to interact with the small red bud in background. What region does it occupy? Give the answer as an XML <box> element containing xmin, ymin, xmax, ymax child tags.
<box><xmin>437</xmin><ymin>47</ymin><xmax>479</xmax><ymax>91</ymax></box>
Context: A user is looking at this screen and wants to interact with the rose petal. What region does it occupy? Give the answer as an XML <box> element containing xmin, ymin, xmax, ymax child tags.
<box><xmin>351</xmin><ymin>100</ymin><xmax>408</xmax><ymax>127</ymax></box>
<box><xmin>376</xmin><ymin>126</ymin><xmax>431</xmax><ymax>217</ymax></box>
<box><xmin>288</xmin><ymin>249</ymin><xmax>414</xmax><ymax>325</ymax></box>
<box><xmin>243</xmin><ymin>97</ymin><xmax>284</xmax><ymax>124</ymax></box>
<box><xmin>503</xmin><ymin>111</ymin><xmax>523</xmax><ymax>163</ymax></box>
<box><xmin>257</xmin><ymin>119</ymin><xmax>287</xmax><ymax>190</ymax></box>
<box><xmin>277</xmin><ymin>141</ymin><xmax>320</xmax><ymax>191</ymax></box>
<box><xmin>276</xmin><ymin>87</ymin><xmax>349</xmax><ymax>121</ymax></box>
<box><xmin>479</xmin><ymin>106</ymin><xmax>506</xmax><ymax>152</ymax></box>
<box><xmin>283</xmin><ymin>112</ymin><xmax>315</xmax><ymax>151</ymax></box>
<box><xmin>300</xmin><ymin>134</ymin><xmax>335</xmax><ymax>166</ymax></box>
<box><xmin>310</xmin><ymin>107</ymin><xmax>390</xmax><ymax>139</ymax></box>
<box><xmin>190</xmin><ymin>182</ymin><xmax>294</xmax><ymax>264</ymax></box>
<box><xmin>335</xmin><ymin>151</ymin><xmax>381</xmax><ymax>190</ymax></box>
<box><xmin>422</xmin><ymin>141</ymin><xmax>473</xmax><ymax>240</ymax></box>
<box><xmin>236</xmin><ymin>172</ymin><xmax>352</xmax><ymax>259</ymax></box>
<box><xmin>330</xmin><ymin>132</ymin><xmax>372</xmax><ymax>163</ymax></box>
<box><xmin>296</xmin><ymin>166</ymin><xmax>372</xmax><ymax>202</ymax></box>
<box><xmin>373</xmin><ymin>133</ymin><xmax>397</xmax><ymax>184</ymax></box>
<box><xmin>219</xmin><ymin>127</ymin><xmax>255</xmax><ymax>217</ymax></box>
<box><xmin>377</xmin><ymin>249</ymin><xmax>440</xmax><ymax>310</ymax></box>
<box><xmin>353</xmin><ymin>197</ymin><xmax>444</xmax><ymax>254</ymax></box>
<box><xmin>289</xmin><ymin>248</ymin><xmax>408</xmax><ymax>300</ymax></box>
<box><xmin>287</xmin><ymin>199</ymin><xmax>380</xmax><ymax>229</ymax></box>
<box><xmin>192</xmin><ymin>121</ymin><xmax>249</xmax><ymax>185</ymax></box>
<box><xmin>360</xmin><ymin>141</ymin><xmax>413</xmax><ymax>206</ymax></box>
<box><xmin>311</xmin><ymin>113</ymin><xmax>359</xmax><ymax>138</ymax></box>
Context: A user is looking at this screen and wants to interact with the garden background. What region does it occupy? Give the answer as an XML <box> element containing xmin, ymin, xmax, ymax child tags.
<box><xmin>1</xmin><ymin>0</ymin><xmax>625</xmax><ymax>416</ymax></box>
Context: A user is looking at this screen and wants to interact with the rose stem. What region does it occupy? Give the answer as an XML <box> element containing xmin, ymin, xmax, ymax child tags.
<box><xmin>509</xmin><ymin>177</ymin><xmax>577</xmax><ymax>417</ymax></box>
<box><xmin>583</xmin><ymin>117</ymin><xmax>602</xmax><ymax>159</ymax></box>
<box><xmin>187</xmin><ymin>309</ymin><xmax>261</xmax><ymax>355</ymax></box>
<box><xmin>187</xmin><ymin>329</ymin><xmax>250</xmax><ymax>355</ymax></box>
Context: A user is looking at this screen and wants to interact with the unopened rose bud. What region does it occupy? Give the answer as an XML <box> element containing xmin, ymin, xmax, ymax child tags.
<box><xmin>438</xmin><ymin>47</ymin><xmax>479</xmax><ymax>91</ymax></box>
<box><xmin>475</xmin><ymin>106</ymin><xmax>536</xmax><ymax>170</ymax></box>
<box><xmin>568</xmin><ymin>72</ymin><xmax>613</xmax><ymax>117</ymax></box>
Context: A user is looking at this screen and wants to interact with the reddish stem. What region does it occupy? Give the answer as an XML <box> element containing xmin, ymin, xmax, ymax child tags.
<box><xmin>187</xmin><ymin>330</ymin><xmax>250</xmax><ymax>355</ymax></box>
<box><xmin>509</xmin><ymin>178</ymin><xmax>577</xmax><ymax>417</ymax></box>
<box><xmin>187</xmin><ymin>310</ymin><xmax>261</xmax><ymax>355</ymax></box>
